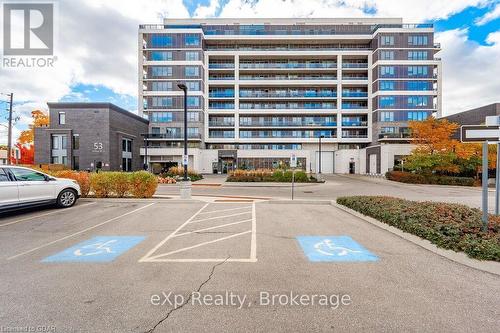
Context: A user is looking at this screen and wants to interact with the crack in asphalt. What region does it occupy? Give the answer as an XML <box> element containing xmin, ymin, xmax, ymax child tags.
<box><xmin>143</xmin><ymin>256</ymin><xmax>230</xmax><ymax>333</ymax></box>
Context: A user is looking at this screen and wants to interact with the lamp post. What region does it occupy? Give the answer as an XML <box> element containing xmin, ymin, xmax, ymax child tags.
<box><xmin>177</xmin><ymin>83</ymin><xmax>191</xmax><ymax>199</ymax></box>
<box><xmin>318</xmin><ymin>134</ymin><xmax>325</xmax><ymax>179</ymax></box>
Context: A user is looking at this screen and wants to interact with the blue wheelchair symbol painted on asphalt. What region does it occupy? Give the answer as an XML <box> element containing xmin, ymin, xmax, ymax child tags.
<box><xmin>296</xmin><ymin>236</ymin><xmax>378</xmax><ymax>262</ymax></box>
<box><xmin>42</xmin><ymin>236</ymin><xmax>146</xmax><ymax>263</ymax></box>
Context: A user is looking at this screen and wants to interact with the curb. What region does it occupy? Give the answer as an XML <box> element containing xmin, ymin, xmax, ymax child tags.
<box><xmin>266</xmin><ymin>199</ymin><xmax>332</xmax><ymax>205</ymax></box>
<box><xmin>331</xmin><ymin>201</ymin><xmax>500</xmax><ymax>277</ymax></box>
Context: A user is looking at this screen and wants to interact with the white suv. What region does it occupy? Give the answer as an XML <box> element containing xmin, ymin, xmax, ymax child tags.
<box><xmin>0</xmin><ymin>166</ymin><xmax>81</xmax><ymax>212</ymax></box>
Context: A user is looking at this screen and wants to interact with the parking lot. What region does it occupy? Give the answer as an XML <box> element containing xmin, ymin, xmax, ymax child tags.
<box><xmin>1</xmin><ymin>198</ymin><xmax>500</xmax><ymax>332</ymax></box>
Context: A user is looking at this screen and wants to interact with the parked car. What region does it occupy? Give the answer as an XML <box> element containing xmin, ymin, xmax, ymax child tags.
<box><xmin>0</xmin><ymin>166</ymin><xmax>81</xmax><ymax>212</ymax></box>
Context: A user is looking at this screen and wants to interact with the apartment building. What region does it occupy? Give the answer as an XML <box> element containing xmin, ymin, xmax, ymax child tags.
<box><xmin>138</xmin><ymin>18</ymin><xmax>441</xmax><ymax>174</ymax></box>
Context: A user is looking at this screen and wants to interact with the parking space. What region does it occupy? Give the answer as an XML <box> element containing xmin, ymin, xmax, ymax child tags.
<box><xmin>0</xmin><ymin>199</ymin><xmax>499</xmax><ymax>332</ymax></box>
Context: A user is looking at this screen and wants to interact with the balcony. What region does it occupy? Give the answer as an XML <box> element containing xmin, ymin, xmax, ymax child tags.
<box><xmin>209</xmin><ymin>121</ymin><xmax>235</xmax><ymax>127</ymax></box>
<box><xmin>209</xmin><ymin>131</ymin><xmax>235</xmax><ymax>139</ymax></box>
<box><xmin>342</xmin><ymin>76</ymin><xmax>368</xmax><ymax>80</ymax></box>
<box><xmin>342</xmin><ymin>121</ymin><xmax>368</xmax><ymax>127</ymax></box>
<box><xmin>342</xmin><ymin>91</ymin><xmax>368</xmax><ymax>98</ymax></box>
<box><xmin>239</xmin><ymin>131</ymin><xmax>336</xmax><ymax>139</ymax></box>
<box><xmin>239</xmin><ymin>62</ymin><xmax>337</xmax><ymax>69</ymax></box>
<box><xmin>239</xmin><ymin>102</ymin><xmax>336</xmax><ymax>110</ymax></box>
<box><xmin>143</xmin><ymin>133</ymin><xmax>202</xmax><ymax>140</ymax></box>
<box><xmin>239</xmin><ymin>91</ymin><xmax>337</xmax><ymax>98</ymax></box>
<box><xmin>239</xmin><ymin>74</ymin><xmax>337</xmax><ymax>81</ymax></box>
<box><xmin>378</xmin><ymin>132</ymin><xmax>411</xmax><ymax>140</ymax></box>
<box><xmin>342</xmin><ymin>63</ymin><xmax>368</xmax><ymax>69</ymax></box>
<box><xmin>208</xmin><ymin>63</ymin><xmax>235</xmax><ymax>69</ymax></box>
<box><xmin>342</xmin><ymin>134</ymin><xmax>368</xmax><ymax>138</ymax></box>
<box><xmin>209</xmin><ymin>103</ymin><xmax>235</xmax><ymax>109</ymax></box>
<box><xmin>342</xmin><ymin>103</ymin><xmax>368</xmax><ymax>109</ymax></box>
<box><xmin>209</xmin><ymin>91</ymin><xmax>235</xmax><ymax>98</ymax></box>
<box><xmin>240</xmin><ymin>121</ymin><xmax>337</xmax><ymax>127</ymax></box>
<box><xmin>208</xmin><ymin>75</ymin><xmax>235</xmax><ymax>80</ymax></box>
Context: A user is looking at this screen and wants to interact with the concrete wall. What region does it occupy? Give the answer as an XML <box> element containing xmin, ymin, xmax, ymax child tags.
<box><xmin>334</xmin><ymin>149</ymin><xmax>361</xmax><ymax>174</ymax></box>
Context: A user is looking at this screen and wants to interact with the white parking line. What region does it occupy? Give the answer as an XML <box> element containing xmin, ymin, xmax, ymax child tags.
<box><xmin>172</xmin><ymin>219</ymin><xmax>252</xmax><ymax>238</ymax></box>
<box><xmin>189</xmin><ymin>211</ymin><xmax>251</xmax><ymax>224</ymax></box>
<box><xmin>250</xmin><ymin>202</ymin><xmax>257</xmax><ymax>260</ymax></box>
<box><xmin>0</xmin><ymin>202</ymin><xmax>97</xmax><ymax>228</ymax></box>
<box><xmin>6</xmin><ymin>203</ymin><xmax>156</xmax><ymax>261</ymax></box>
<box><xmin>197</xmin><ymin>206</ymin><xmax>252</xmax><ymax>215</ymax></box>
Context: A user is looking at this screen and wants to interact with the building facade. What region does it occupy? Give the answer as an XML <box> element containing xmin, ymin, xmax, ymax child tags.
<box><xmin>138</xmin><ymin>18</ymin><xmax>441</xmax><ymax>174</ymax></box>
<box><xmin>34</xmin><ymin>103</ymin><xmax>149</xmax><ymax>171</ymax></box>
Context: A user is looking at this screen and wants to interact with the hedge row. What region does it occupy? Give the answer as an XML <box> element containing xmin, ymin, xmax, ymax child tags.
<box><xmin>386</xmin><ymin>171</ymin><xmax>477</xmax><ymax>186</ymax></box>
<box><xmin>47</xmin><ymin>170</ymin><xmax>158</xmax><ymax>198</ymax></box>
<box><xmin>227</xmin><ymin>169</ymin><xmax>314</xmax><ymax>182</ymax></box>
<box><xmin>337</xmin><ymin>196</ymin><xmax>500</xmax><ymax>261</ymax></box>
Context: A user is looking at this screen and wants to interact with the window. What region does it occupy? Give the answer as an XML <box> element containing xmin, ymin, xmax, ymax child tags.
<box><xmin>407</xmin><ymin>81</ymin><xmax>430</xmax><ymax>91</ymax></box>
<box><xmin>380</xmin><ymin>35</ymin><xmax>394</xmax><ymax>46</ymax></box>
<box><xmin>185</xmin><ymin>66</ymin><xmax>199</xmax><ymax>77</ymax></box>
<box><xmin>408</xmin><ymin>51</ymin><xmax>428</xmax><ymax>60</ymax></box>
<box><xmin>151</xmin><ymin>66</ymin><xmax>172</xmax><ymax>77</ymax></box>
<box><xmin>380</xmin><ymin>81</ymin><xmax>395</xmax><ymax>91</ymax></box>
<box><xmin>72</xmin><ymin>134</ymin><xmax>79</xmax><ymax>150</ymax></box>
<box><xmin>187</xmin><ymin>127</ymin><xmax>199</xmax><ymax>137</ymax></box>
<box><xmin>407</xmin><ymin>96</ymin><xmax>428</xmax><ymax>107</ymax></box>
<box><xmin>58</xmin><ymin>112</ymin><xmax>65</xmax><ymax>125</ymax></box>
<box><xmin>408</xmin><ymin>111</ymin><xmax>428</xmax><ymax>121</ymax></box>
<box><xmin>380</xmin><ymin>96</ymin><xmax>395</xmax><ymax>108</ymax></box>
<box><xmin>185</xmin><ymin>51</ymin><xmax>199</xmax><ymax>61</ymax></box>
<box><xmin>187</xmin><ymin>112</ymin><xmax>199</xmax><ymax>122</ymax></box>
<box><xmin>151</xmin><ymin>112</ymin><xmax>173</xmax><ymax>123</ymax></box>
<box><xmin>151</xmin><ymin>51</ymin><xmax>173</xmax><ymax>61</ymax></box>
<box><xmin>186</xmin><ymin>81</ymin><xmax>200</xmax><ymax>91</ymax></box>
<box><xmin>73</xmin><ymin>156</ymin><xmax>79</xmax><ymax>170</ymax></box>
<box><xmin>122</xmin><ymin>138</ymin><xmax>132</xmax><ymax>152</ymax></box>
<box><xmin>10</xmin><ymin>168</ymin><xmax>46</xmax><ymax>181</ymax></box>
<box><xmin>408</xmin><ymin>35</ymin><xmax>428</xmax><ymax>46</ymax></box>
<box><xmin>381</xmin><ymin>127</ymin><xmax>396</xmax><ymax>133</ymax></box>
<box><xmin>151</xmin><ymin>81</ymin><xmax>173</xmax><ymax>91</ymax></box>
<box><xmin>185</xmin><ymin>34</ymin><xmax>200</xmax><ymax>46</ymax></box>
<box><xmin>380</xmin><ymin>50</ymin><xmax>394</xmax><ymax>60</ymax></box>
<box><xmin>151</xmin><ymin>35</ymin><xmax>172</xmax><ymax>47</ymax></box>
<box><xmin>151</xmin><ymin>97</ymin><xmax>173</xmax><ymax>107</ymax></box>
<box><xmin>407</xmin><ymin>66</ymin><xmax>428</xmax><ymax>77</ymax></box>
<box><xmin>151</xmin><ymin>127</ymin><xmax>161</xmax><ymax>134</ymax></box>
<box><xmin>187</xmin><ymin>96</ymin><xmax>200</xmax><ymax>107</ymax></box>
<box><xmin>0</xmin><ymin>168</ymin><xmax>10</xmax><ymax>182</ymax></box>
<box><xmin>380</xmin><ymin>66</ymin><xmax>395</xmax><ymax>76</ymax></box>
<box><xmin>380</xmin><ymin>111</ymin><xmax>394</xmax><ymax>122</ymax></box>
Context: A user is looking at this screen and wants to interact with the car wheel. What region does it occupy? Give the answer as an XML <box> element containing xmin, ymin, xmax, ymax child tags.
<box><xmin>57</xmin><ymin>189</ymin><xmax>77</xmax><ymax>208</ymax></box>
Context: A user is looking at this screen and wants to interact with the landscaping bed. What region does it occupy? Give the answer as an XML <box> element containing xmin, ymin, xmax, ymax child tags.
<box><xmin>160</xmin><ymin>166</ymin><xmax>203</xmax><ymax>182</ymax></box>
<box><xmin>336</xmin><ymin>196</ymin><xmax>500</xmax><ymax>261</ymax></box>
<box><xmin>386</xmin><ymin>171</ymin><xmax>478</xmax><ymax>187</ymax></box>
<box><xmin>226</xmin><ymin>169</ymin><xmax>317</xmax><ymax>183</ymax></box>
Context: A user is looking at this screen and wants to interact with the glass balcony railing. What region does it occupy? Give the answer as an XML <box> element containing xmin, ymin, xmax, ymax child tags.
<box><xmin>342</xmin><ymin>103</ymin><xmax>368</xmax><ymax>109</ymax></box>
<box><xmin>342</xmin><ymin>92</ymin><xmax>368</xmax><ymax>97</ymax></box>
<box><xmin>342</xmin><ymin>76</ymin><xmax>368</xmax><ymax>80</ymax></box>
<box><xmin>209</xmin><ymin>132</ymin><xmax>235</xmax><ymax>138</ymax></box>
<box><xmin>342</xmin><ymin>134</ymin><xmax>368</xmax><ymax>138</ymax></box>
<box><xmin>239</xmin><ymin>62</ymin><xmax>337</xmax><ymax>69</ymax></box>
<box><xmin>239</xmin><ymin>103</ymin><xmax>336</xmax><ymax>109</ymax></box>
<box><xmin>143</xmin><ymin>133</ymin><xmax>202</xmax><ymax>139</ymax></box>
<box><xmin>209</xmin><ymin>103</ymin><xmax>235</xmax><ymax>109</ymax></box>
<box><xmin>208</xmin><ymin>63</ymin><xmax>235</xmax><ymax>69</ymax></box>
<box><xmin>342</xmin><ymin>63</ymin><xmax>368</xmax><ymax>69</ymax></box>
<box><xmin>209</xmin><ymin>121</ymin><xmax>235</xmax><ymax>127</ymax></box>
<box><xmin>240</xmin><ymin>132</ymin><xmax>336</xmax><ymax>139</ymax></box>
<box><xmin>209</xmin><ymin>92</ymin><xmax>235</xmax><ymax>98</ymax></box>
<box><xmin>378</xmin><ymin>132</ymin><xmax>411</xmax><ymax>139</ymax></box>
<box><xmin>208</xmin><ymin>76</ymin><xmax>235</xmax><ymax>80</ymax></box>
<box><xmin>342</xmin><ymin>121</ymin><xmax>368</xmax><ymax>126</ymax></box>
<box><xmin>239</xmin><ymin>75</ymin><xmax>337</xmax><ymax>80</ymax></box>
<box><xmin>240</xmin><ymin>121</ymin><xmax>337</xmax><ymax>127</ymax></box>
<box><xmin>239</xmin><ymin>91</ymin><xmax>337</xmax><ymax>98</ymax></box>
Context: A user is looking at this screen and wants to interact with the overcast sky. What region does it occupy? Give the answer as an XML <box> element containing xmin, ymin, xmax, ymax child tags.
<box><xmin>1</xmin><ymin>0</ymin><xmax>500</xmax><ymax>144</ymax></box>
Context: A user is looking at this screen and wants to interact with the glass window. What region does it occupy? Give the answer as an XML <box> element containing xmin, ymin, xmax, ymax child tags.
<box><xmin>186</xmin><ymin>81</ymin><xmax>200</xmax><ymax>91</ymax></box>
<box><xmin>185</xmin><ymin>34</ymin><xmax>200</xmax><ymax>46</ymax></box>
<box><xmin>151</xmin><ymin>81</ymin><xmax>172</xmax><ymax>91</ymax></box>
<box><xmin>381</xmin><ymin>127</ymin><xmax>396</xmax><ymax>133</ymax></box>
<box><xmin>380</xmin><ymin>111</ymin><xmax>394</xmax><ymax>122</ymax></box>
<box><xmin>122</xmin><ymin>138</ymin><xmax>132</xmax><ymax>152</ymax></box>
<box><xmin>151</xmin><ymin>35</ymin><xmax>173</xmax><ymax>47</ymax></box>
<box><xmin>185</xmin><ymin>66</ymin><xmax>199</xmax><ymax>77</ymax></box>
<box><xmin>408</xmin><ymin>35</ymin><xmax>428</xmax><ymax>46</ymax></box>
<box><xmin>407</xmin><ymin>81</ymin><xmax>430</xmax><ymax>91</ymax></box>
<box><xmin>380</xmin><ymin>96</ymin><xmax>395</xmax><ymax>108</ymax></box>
<box><xmin>380</xmin><ymin>35</ymin><xmax>394</xmax><ymax>46</ymax></box>
<box><xmin>408</xmin><ymin>111</ymin><xmax>429</xmax><ymax>121</ymax></box>
<box><xmin>72</xmin><ymin>134</ymin><xmax>79</xmax><ymax>150</ymax></box>
<box><xmin>187</xmin><ymin>112</ymin><xmax>199</xmax><ymax>122</ymax></box>
<box><xmin>185</xmin><ymin>51</ymin><xmax>199</xmax><ymax>61</ymax></box>
<box><xmin>407</xmin><ymin>96</ymin><xmax>428</xmax><ymax>107</ymax></box>
<box><xmin>380</xmin><ymin>66</ymin><xmax>395</xmax><ymax>76</ymax></box>
<box><xmin>151</xmin><ymin>97</ymin><xmax>173</xmax><ymax>107</ymax></box>
<box><xmin>151</xmin><ymin>112</ymin><xmax>173</xmax><ymax>123</ymax></box>
<box><xmin>11</xmin><ymin>168</ymin><xmax>46</xmax><ymax>181</ymax></box>
<box><xmin>58</xmin><ymin>112</ymin><xmax>65</xmax><ymax>125</ymax></box>
<box><xmin>380</xmin><ymin>81</ymin><xmax>395</xmax><ymax>90</ymax></box>
<box><xmin>408</xmin><ymin>66</ymin><xmax>428</xmax><ymax>77</ymax></box>
<box><xmin>73</xmin><ymin>156</ymin><xmax>79</xmax><ymax>170</ymax></box>
<box><xmin>187</xmin><ymin>96</ymin><xmax>200</xmax><ymax>107</ymax></box>
<box><xmin>380</xmin><ymin>50</ymin><xmax>394</xmax><ymax>60</ymax></box>
<box><xmin>151</xmin><ymin>51</ymin><xmax>173</xmax><ymax>61</ymax></box>
<box><xmin>187</xmin><ymin>127</ymin><xmax>199</xmax><ymax>136</ymax></box>
<box><xmin>151</xmin><ymin>127</ymin><xmax>161</xmax><ymax>134</ymax></box>
<box><xmin>408</xmin><ymin>51</ymin><xmax>428</xmax><ymax>60</ymax></box>
<box><xmin>0</xmin><ymin>168</ymin><xmax>10</xmax><ymax>182</ymax></box>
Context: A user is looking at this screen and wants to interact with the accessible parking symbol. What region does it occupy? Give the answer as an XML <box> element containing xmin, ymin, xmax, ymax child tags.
<box><xmin>296</xmin><ymin>236</ymin><xmax>378</xmax><ymax>262</ymax></box>
<box><xmin>42</xmin><ymin>236</ymin><xmax>145</xmax><ymax>263</ymax></box>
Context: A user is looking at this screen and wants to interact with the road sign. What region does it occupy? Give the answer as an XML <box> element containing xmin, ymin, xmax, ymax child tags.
<box><xmin>296</xmin><ymin>236</ymin><xmax>378</xmax><ymax>262</ymax></box>
<box><xmin>290</xmin><ymin>154</ymin><xmax>297</xmax><ymax>168</ymax></box>
<box><xmin>460</xmin><ymin>125</ymin><xmax>500</xmax><ymax>142</ymax></box>
<box><xmin>42</xmin><ymin>236</ymin><xmax>146</xmax><ymax>262</ymax></box>
<box><xmin>182</xmin><ymin>154</ymin><xmax>188</xmax><ymax>166</ymax></box>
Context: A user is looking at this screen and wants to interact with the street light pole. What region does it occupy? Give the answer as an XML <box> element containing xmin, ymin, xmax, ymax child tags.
<box><xmin>177</xmin><ymin>83</ymin><xmax>191</xmax><ymax>200</ymax></box>
<box><xmin>7</xmin><ymin>93</ymin><xmax>13</xmax><ymax>165</ymax></box>
<box><xmin>319</xmin><ymin>134</ymin><xmax>324</xmax><ymax>174</ymax></box>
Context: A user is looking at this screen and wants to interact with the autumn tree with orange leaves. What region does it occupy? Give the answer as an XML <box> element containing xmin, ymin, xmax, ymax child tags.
<box><xmin>405</xmin><ymin>118</ymin><xmax>490</xmax><ymax>177</ymax></box>
<box><xmin>11</xmin><ymin>110</ymin><xmax>49</xmax><ymax>165</ymax></box>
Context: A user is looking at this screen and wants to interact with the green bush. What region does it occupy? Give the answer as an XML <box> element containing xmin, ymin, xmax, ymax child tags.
<box><xmin>90</xmin><ymin>172</ymin><xmax>113</xmax><ymax>198</ymax></box>
<box><xmin>227</xmin><ymin>169</ymin><xmax>313</xmax><ymax>182</ymax></box>
<box><xmin>130</xmin><ymin>171</ymin><xmax>158</xmax><ymax>198</ymax></box>
<box><xmin>108</xmin><ymin>172</ymin><xmax>132</xmax><ymax>197</ymax></box>
<box><xmin>336</xmin><ymin>196</ymin><xmax>500</xmax><ymax>261</ymax></box>
<box><xmin>386</xmin><ymin>171</ymin><xmax>477</xmax><ymax>187</ymax></box>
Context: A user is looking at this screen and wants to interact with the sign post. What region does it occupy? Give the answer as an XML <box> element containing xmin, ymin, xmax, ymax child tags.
<box><xmin>460</xmin><ymin>124</ymin><xmax>500</xmax><ymax>231</ymax></box>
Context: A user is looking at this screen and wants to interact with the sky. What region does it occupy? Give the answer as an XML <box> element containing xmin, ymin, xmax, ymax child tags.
<box><xmin>1</xmin><ymin>0</ymin><xmax>500</xmax><ymax>145</ymax></box>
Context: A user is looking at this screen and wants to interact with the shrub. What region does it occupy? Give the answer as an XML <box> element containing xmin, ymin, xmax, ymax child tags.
<box><xmin>227</xmin><ymin>169</ymin><xmax>313</xmax><ymax>183</ymax></box>
<box><xmin>108</xmin><ymin>172</ymin><xmax>132</xmax><ymax>197</ymax></box>
<box><xmin>90</xmin><ymin>172</ymin><xmax>113</xmax><ymax>198</ymax></box>
<box><xmin>386</xmin><ymin>171</ymin><xmax>477</xmax><ymax>187</ymax></box>
<box><xmin>53</xmin><ymin>170</ymin><xmax>91</xmax><ymax>197</ymax></box>
<box><xmin>158</xmin><ymin>176</ymin><xmax>176</xmax><ymax>184</ymax></box>
<box><xmin>130</xmin><ymin>171</ymin><xmax>158</xmax><ymax>198</ymax></box>
<box><xmin>336</xmin><ymin>196</ymin><xmax>500</xmax><ymax>261</ymax></box>
<box><xmin>165</xmin><ymin>166</ymin><xmax>203</xmax><ymax>181</ymax></box>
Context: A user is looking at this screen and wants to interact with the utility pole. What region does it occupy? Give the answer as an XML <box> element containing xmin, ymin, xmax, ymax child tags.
<box><xmin>7</xmin><ymin>93</ymin><xmax>13</xmax><ymax>165</ymax></box>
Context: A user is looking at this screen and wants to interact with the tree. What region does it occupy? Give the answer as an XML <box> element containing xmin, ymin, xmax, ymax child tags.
<box><xmin>18</xmin><ymin>110</ymin><xmax>49</xmax><ymax>144</ymax></box>
<box><xmin>409</xmin><ymin>118</ymin><xmax>460</xmax><ymax>155</ymax></box>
